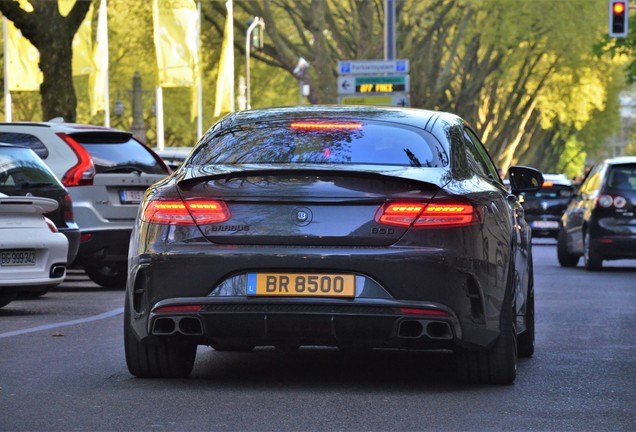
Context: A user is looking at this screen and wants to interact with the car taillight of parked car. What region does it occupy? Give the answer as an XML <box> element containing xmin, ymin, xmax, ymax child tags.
<box><xmin>597</xmin><ymin>194</ymin><xmax>628</xmax><ymax>209</ymax></box>
<box><xmin>63</xmin><ymin>194</ymin><xmax>75</xmax><ymax>222</ymax></box>
<box><xmin>56</xmin><ymin>133</ymin><xmax>96</xmax><ymax>187</ymax></box>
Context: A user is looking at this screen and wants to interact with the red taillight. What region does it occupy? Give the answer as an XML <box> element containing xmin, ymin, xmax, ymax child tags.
<box><xmin>154</xmin><ymin>305</ymin><xmax>203</xmax><ymax>313</ymax></box>
<box><xmin>80</xmin><ymin>233</ymin><xmax>93</xmax><ymax>243</ymax></box>
<box><xmin>597</xmin><ymin>194</ymin><xmax>627</xmax><ymax>209</ymax></box>
<box><xmin>399</xmin><ymin>308</ymin><xmax>450</xmax><ymax>317</ymax></box>
<box><xmin>142</xmin><ymin>199</ymin><xmax>230</xmax><ymax>225</ymax></box>
<box><xmin>44</xmin><ymin>217</ymin><xmax>58</xmax><ymax>233</ymax></box>
<box><xmin>57</xmin><ymin>133</ymin><xmax>96</xmax><ymax>187</ymax></box>
<box><xmin>542</xmin><ymin>181</ymin><xmax>554</xmax><ymax>187</ymax></box>
<box><xmin>290</xmin><ymin>121</ymin><xmax>362</xmax><ymax>130</ymax></box>
<box><xmin>375</xmin><ymin>201</ymin><xmax>475</xmax><ymax>228</ymax></box>
<box><xmin>63</xmin><ymin>194</ymin><xmax>74</xmax><ymax>222</ymax></box>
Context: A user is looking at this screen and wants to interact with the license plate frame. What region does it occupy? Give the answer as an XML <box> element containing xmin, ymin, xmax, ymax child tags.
<box><xmin>246</xmin><ymin>273</ymin><xmax>355</xmax><ymax>298</ymax></box>
<box><xmin>119</xmin><ymin>190</ymin><xmax>144</xmax><ymax>204</ymax></box>
<box><xmin>1</xmin><ymin>249</ymin><xmax>37</xmax><ymax>266</ymax></box>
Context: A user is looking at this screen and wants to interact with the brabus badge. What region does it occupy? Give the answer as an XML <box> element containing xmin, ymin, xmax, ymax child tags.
<box><xmin>292</xmin><ymin>207</ymin><xmax>312</xmax><ymax>226</ymax></box>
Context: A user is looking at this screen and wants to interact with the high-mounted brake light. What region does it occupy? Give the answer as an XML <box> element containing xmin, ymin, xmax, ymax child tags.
<box><xmin>375</xmin><ymin>201</ymin><xmax>475</xmax><ymax>228</ymax></box>
<box><xmin>57</xmin><ymin>133</ymin><xmax>96</xmax><ymax>187</ymax></box>
<box><xmin>290</xmin><ymin>122</ymin><xmax>362</xmax><ymax>130</ymax></box>
<box><xmin>142</xmin><ymin>199</ymin><xmax>230</xmax><ymax>225</ymax></box>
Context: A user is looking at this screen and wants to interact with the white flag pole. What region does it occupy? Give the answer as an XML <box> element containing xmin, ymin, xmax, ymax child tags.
<box><xmin>196</xmin><ymin>1</ymin><xmax>203</xmax><ymax>138</ymax></box>
<box><xmin>3</xmin><ymin>17</ymin><xmax>12</xmax><ymax>122</ymax></box>
<box><xmin>156</xmin><ymin>86</ymin><xmax>164</xmax><ymax>151</ymax></box>
<box><xmin>101</xmin><ymin>0</ymin><xmax>110</xmax><ymax>127</ymax></box>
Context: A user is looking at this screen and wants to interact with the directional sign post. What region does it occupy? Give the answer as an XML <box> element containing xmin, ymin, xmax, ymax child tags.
<box><xmin>336</xmin><ymin>59</ymin><xmax>410</xmax><ymax>107</ymax></box>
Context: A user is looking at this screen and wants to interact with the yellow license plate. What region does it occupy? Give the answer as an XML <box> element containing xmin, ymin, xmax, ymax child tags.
<box><xmin>246</xmin><ymin>273</ymin><xmax>355</xmax><ymax>297</ymax></box>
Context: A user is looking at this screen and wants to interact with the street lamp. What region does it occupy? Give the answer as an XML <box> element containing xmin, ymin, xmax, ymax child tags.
<box><xmin>293</xmin><ymin>57</ymin><xmax>311</xmax><ymax>105</ymax></box>
<box><xmin>245</xmin><ymin>16</ymin><xmax>265</xmax><ymax>110</ymax></box>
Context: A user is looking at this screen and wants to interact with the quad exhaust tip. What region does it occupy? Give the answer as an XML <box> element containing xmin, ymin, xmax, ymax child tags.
<box><xmin>398</xmin><ymin>319</ymin><xmax>453</xmax><ymax>340</ymax></box>
<box><xmin>152</xmin><ymin>316</ymin><xmax>203</xmax><ymax>336</ymax></box>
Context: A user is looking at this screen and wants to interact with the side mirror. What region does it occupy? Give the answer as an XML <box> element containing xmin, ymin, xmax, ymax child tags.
<box><xmin>508</xmin><ymin>166</ymin><xmax>543</xmax><ymax>195</ymax></box>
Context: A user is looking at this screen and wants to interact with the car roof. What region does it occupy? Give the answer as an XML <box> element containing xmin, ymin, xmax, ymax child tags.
<box><xmin>216</xmin><ymin>105</ymin><xmax>464</xmax><ymax>132</ymax></box>
<box><xmin>604</xmin><ymin>156</ymin><xmax>636</xmax><ymax>166</ymax></box>
<box><xmin>0</xmin><ymin>119</ymin><xmax>128</xmax><ymax>135</ymax></box>
<box><xmin>541</xmin><ymin>173</ymin><xmax>572</xmax><ymax>185</ymax></box>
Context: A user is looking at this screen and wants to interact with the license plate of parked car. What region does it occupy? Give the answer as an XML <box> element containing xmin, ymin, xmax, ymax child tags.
<box><xmin>532</xmin><ymin>221</ymin><xmax>559</xmax><ymax>229</ymax></box>
<box><xmin>119</xmin><ymin>190</ymin><xmax>144</xmax><ymax>204</ymax></box>
<box><xmin>246</xmin><ymin>273</ymin><xmax>355</xmax><ymax>297</ymax></box>
<box><xmin>1</xmin><ymin>250</ymin><xmax>36</xmax><ymax>266</ymax></box>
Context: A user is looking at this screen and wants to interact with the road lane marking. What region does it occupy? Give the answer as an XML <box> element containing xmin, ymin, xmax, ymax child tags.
<box><xmin>0</xmin><ymin>307</ymin><xmax>124</xmax><ymax>339</ymax></box>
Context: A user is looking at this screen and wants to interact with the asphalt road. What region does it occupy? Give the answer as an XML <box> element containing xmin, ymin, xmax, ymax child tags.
<box><xmin>1</xmin><ymin>242</ymin><xmax>635</xmax><ymax>431</ymax></box>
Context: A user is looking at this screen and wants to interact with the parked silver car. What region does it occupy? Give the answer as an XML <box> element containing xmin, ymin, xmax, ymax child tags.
<box><xmin>0</xmin><ymin>120</ymin><xmax>170</xmax><ymax>288</ymax></box>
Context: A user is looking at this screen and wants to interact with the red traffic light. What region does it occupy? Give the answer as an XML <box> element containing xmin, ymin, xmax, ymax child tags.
<box><xmin>613</xmin><ymin>2</ymin><xmax>625</xmax><ymax>14</ymax></box>
<box><xmin>609</xmin><ymin>0</ymin><xmax>629</xmax><ymax>37</ymax></box>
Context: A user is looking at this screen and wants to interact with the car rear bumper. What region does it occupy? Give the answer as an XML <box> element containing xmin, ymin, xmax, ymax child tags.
<box><xmin>127</xmin><ymin>245</ymin><xmax>509</xmax><ymax>351</ymax></box>
<box><xmin>145</xmin><ymin>298</ymin><xmax>461</xmax><ymax>350</ymax></box>
<box><xmin>59</xmin><ymin>227</ymin><xmax>80</xmax><ymax>264</ymax></box>
<box><xmin>590</xmin><ymin>236</ymin><xmax>636</xmax><ymax>260</ymax></box>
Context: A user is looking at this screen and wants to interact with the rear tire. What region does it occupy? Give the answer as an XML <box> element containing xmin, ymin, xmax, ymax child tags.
<box><xmin>124</xmin><ymin>296</ymin><xmax>197</xmax><ymax>378</ymax></box>
<box><xmin>517</xmin><ymin>288</ymin><xmax>535</xmax><ymax>358</ymax></box>
<box><xmin>583</xmin><ymin>231</ymin><xmax>602</xmax><ymax>271</ymax></box>
<box><xmin>455</xmin><ymin>278</ymin><xmax>518</xmax><ymax>385</ymax></box>
<box><xmin>84</xmin><ymin>262</ymin><xmax>128</xmax><ymax>289</ymax></box>
<box><xmin>557</xmin><ymin>228</ymin><xmax>579</xmax><ymax>267</ymax></box>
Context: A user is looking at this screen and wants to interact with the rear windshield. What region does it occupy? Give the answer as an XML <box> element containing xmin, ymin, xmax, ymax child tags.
<box><xmin>0</xmin><ymin>146</ymin><xmax>61</xmax><ymax>189</ymax></box>
<box><xmin>190</xmin><ymin>121</ymin><xmax>448</xmax><ymax>168</ymax></box>
<box><xmin>522</xmin><ymin>184</ymin><xmax>574</xmax><ymax>199</ymax></box>
<box><xmin>606</xmin><ymin>165</ymin><xmax>636</xmax><ymax>191</ymax></box>
<box><xmin>71</xmin><ymin>132</ymin><xmax>168</xmax><ymax>175</ymax></box>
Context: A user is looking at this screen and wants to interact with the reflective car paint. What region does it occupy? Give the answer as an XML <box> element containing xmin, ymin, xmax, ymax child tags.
<box><xmin>125</xmin><ymin>106</ymin><xmax>542</xmax><ymax>383</ymax></box>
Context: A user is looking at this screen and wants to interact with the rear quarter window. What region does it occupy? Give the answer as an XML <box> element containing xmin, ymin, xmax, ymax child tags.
<box><xmin>0</xmin><ymin>132</ymin><xmax>49</xmax><ymax>158</ymax></box>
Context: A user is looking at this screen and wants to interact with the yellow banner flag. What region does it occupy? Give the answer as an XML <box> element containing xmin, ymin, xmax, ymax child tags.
<box><xmin>70</xmin><ymin>3</ymin><xmax>96</xmax><ymax>76</ymax></box>
<box><xmin>153</xmin><ymin>0</ymin><xmax>199</xmax><ymax>88</ymax></box>
<box><xmin>6</xmin><ymin>20</ymin><xmax>42</xmax><ymax>91</ymax></box>
<box><xmin>214</xmin><ymin>0</ymin><xmax>234</xmax><ymax>116</ymax></box>
<box><xmin>89</xmin><ymin>0</ymin><xmax>108</xmax><ymax>116</ymax></box>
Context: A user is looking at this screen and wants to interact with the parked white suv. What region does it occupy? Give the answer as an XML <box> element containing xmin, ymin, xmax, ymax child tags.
<box><xmin>0</xmin><ymin>120</ymin><xmax>171</xmax><ymax>288</ymax></box>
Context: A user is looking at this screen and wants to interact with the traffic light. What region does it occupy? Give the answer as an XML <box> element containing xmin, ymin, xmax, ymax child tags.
<box><xmin>609</xmin><ymin>0</ymin><xmax>628</xmax><ymax>37</ymax></box>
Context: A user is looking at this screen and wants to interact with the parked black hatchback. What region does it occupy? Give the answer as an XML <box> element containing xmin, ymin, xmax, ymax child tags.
<box><xmin>521</xmin><ymin>174</ymin><xmax>574</xmax><ymax>238</ymax></box>
<box><xmin>557</xmin><ymin>156</ymin><xmax>636</xmax><ymax>270</ymax></box>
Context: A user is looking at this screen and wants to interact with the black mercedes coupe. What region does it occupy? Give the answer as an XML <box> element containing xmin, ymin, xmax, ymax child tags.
<box><xmin>124</xmin><ymin>106</ymin><xmax>543</xmax><ymax>384</ymax></box>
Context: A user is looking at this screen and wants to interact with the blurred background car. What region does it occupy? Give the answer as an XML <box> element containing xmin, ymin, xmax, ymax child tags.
<box><xmin>0</xmin><ymin>143</ymin><xmax>79</xmax><ymax>265</ymax></box>
<box><xmin>520</xmin><ymin>173</ymin><xmax>575</xmax><ymax>239</ymax></box>
<box><xmin>0</xmin><ymin>194</ymin><xmax>68</xmax><ymax>308</ymax></box>
<box><xmin>0</xmin><ymin>120</ymin><xmax>171</xmax><ymax>288</ymax></box>
<box><xmin>124</xmin><ymin>105</ymin><xmax>543</xmax><ymax>384</ymax></box>
<box><xmin>154</xmin><ymin>147</ymin><xmax>193</xmax><ymax>171</ymax></box>
<box><xmin>557</xmin><ymin>156</ymin><xmax>636</xmax><ymax>270</ymax></box>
